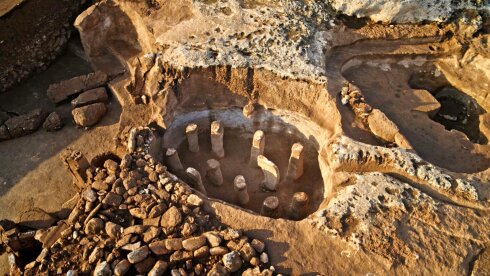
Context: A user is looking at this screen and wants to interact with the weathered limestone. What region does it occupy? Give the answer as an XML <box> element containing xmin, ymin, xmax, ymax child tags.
<box><xmin>185</xmin><ymin>123</ymin><xmax>199</xmax><ymax>153</ymax></box>
<box><xmin>233</xmin><ymin>175</ymin><xmax>249</xmax><ymax>205</ymax></box>
<box><xmin>257</xmin><ymin>155</ymin><xmax>280</xmax><ymax>191</ymax></box>
<box><xmin>165</xmin><ymin>148</ymin><xmax>183</xmax><ymax>171</ymax></box>
<box><xmin>287</xmin><ymin>143</ymin><xmax>304</xmax><ymax>181</ymax></box>
<box><xmin>289</xmin><ymin>192</ymin><xmax>309</xmax><ymax>220</ymax></box>
<box><xmin>211</xmin><ymin>121</ymin><xmax>225</xmax><ymax>158</ymax></box>
<box><xmin>249</xmin><ymin>130</ymin><xmax>265</xmax><ymax>167</ymax></box>
<box><xmin>206</xmin><ymin>159</ymin><xmax>223</xmax><ymax>186</ymax></box>
<box><xmin>261</xmin><ymin>196</ymin><xmax>279</xmax><ymax>218</ymax></box>
<box><xmin>186</xmin><ymin>167</ymin><xmax>207</xmax><ymax>195</ymax></box>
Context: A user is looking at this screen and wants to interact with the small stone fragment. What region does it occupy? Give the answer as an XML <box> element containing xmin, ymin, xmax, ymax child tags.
<box><xmin>127</xmin><ymin>245</ymin><xmax>149</xmax><ymax>264</ymax></box>
<box><xmin>42</xmin><ymin>112</ymin><xmax>63</xmax><ymax>131</ymax></box>
<box><xmin>93</xmin><ymin>261</ymin><xmax>111</xmax><ymax>276</ymax></box>
<box><xmin>222</xmin><ymin>251</ymin><xmax>243</xmax><ymax>272</ymax></box>
<box><xmin>114</xmin><ymin>259</ymin><xmax>131</xmax><ymax>276</ymax></box>
<box><xmin>160</xmin><ymin>206</ymin><xmax>182</xmax><ymax>229</ymax></box>
<box><xmin>182</xmin><ymin>236</ymin><xmax>207</xmax><ymax>251</ymax></box>
<box><xmin>148</xmin><ymin>260</ymin><xmax>169</xmax><ymax>276</ymax></box>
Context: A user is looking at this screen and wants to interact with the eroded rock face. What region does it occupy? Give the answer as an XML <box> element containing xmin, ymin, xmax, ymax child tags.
<box><xmin>328</xmin><ymin>0</ymin><xmax>488</xmax><ymax>23</ymax></box>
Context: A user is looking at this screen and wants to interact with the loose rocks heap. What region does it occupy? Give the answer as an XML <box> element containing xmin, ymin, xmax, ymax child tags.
<box><xmin>47</xmin><ymin>71</ymin><xmax>109</xmax><ymax>128</ymax></box>
<box><xmin>7</xmin><ymin>130</ymin><xmax>272</xmax><ymax>275</ymax></box>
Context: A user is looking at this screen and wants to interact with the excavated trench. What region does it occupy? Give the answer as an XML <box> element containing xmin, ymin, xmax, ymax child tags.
<box><xmin>163</xmin><ymin>108</ymin><xmax>327</xmax><ymax>220</ymax></box>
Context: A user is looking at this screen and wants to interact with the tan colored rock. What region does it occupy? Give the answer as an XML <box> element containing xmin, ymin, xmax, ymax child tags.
<box><xmin>72</xmin><ymin>102</ymin><xmax>107</xmax><ymax>127</ymax></box>
<box><xmin>71</xmin><ymin>87</ymin><xmax>109</xmax><ymax>107</ymax></box>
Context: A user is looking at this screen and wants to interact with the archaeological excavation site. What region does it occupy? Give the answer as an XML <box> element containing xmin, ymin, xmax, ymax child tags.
<box><xmin>1</xmin><ymin>0</ymin><xmax>490</xmax><ymax>275</ymax></box>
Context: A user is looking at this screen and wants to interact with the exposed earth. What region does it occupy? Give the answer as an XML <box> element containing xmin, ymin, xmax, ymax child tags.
<box><xmin>0</xmin><ymin>0</ymin><xmax>489</xmax><ymax>275</ymax></box>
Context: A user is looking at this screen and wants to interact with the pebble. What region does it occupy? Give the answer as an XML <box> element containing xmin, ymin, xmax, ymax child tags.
<box><xmin>222</xmin><ymin>251</ymin><xmax>243</xmax><ymax>272</ymax></box>
<box><xmin>148</xmin><ymin>260</ymin><xmax>169</xmax><ymax>276</ymax></box>
<box><xmin>127</xmin><ymin>245</ymin><xmax>149</xmax><ymax>264</ymax></box>
<box><xmin>84</xmin><ymin>218</ymin><xmax>104</xmax><ymax>234</ymax></box>
<box><xmin>182</xmin><ymin>236</ymin><xmax>206</xmax><ymax>251</ymax></box>
<box><xmin>204</xmin><ymin>232</ymin><xmax>222</xmax><ymax>247</ymax></box>
<box><xmin>105</xmin><ymin>221</ymin><xmax>122</xmax><ymax>239</ymax></box>
<box><xmin>93</xmin><ymin>261</ymin><xmax>111</xmax><ymax>276</ymax></box>
<box><xmin>260</xmin><ymin>252</ymin><xmax>269</xmax><ymax>264</ymax></box>
<box><xmin>186</xmin><ymin>194</ymin><xmax>203</xmax><ymax>206</ymax></box>
<box><xmin>210</xmin><ymin>246</ymin><xmax>229</xmax><ymax>256</ymax></box>
<box><xmin>42</xmin><ymin>112</ymin><xmax>63</xmax><ymax>131</ymax></box>
<box><xmin>160</xmin><ymin>206</ymin><xmax>182</xmax><ymax>229</ymax></box>
<box><xmin>149</xmin><ymin>240</ymin><xmax>170</xmax><ymax>255</ymax></box>
<box><xmin>114</xmin><ymin>259</ymin><xmax>131</xmax><ymax>276</ymax></box>
<box><xmin>251</xmin><ymin>239</ymin><xmax>265</xmax><ymax>253</ymax></box>
<box><xmin>82</xmin><ymin>188</ymin><xmax>98</xmax><ymax>202</ymax></box>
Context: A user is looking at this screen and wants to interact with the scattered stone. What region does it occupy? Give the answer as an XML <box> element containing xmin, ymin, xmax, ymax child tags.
<box><xmin>93</xmin><ymin>261</ymin><xmax>111</xmax><ymax>276</ymax></box>
<box><xmin>260</xmin><ymin>252</ymin><xmax>269</xmax><ymax>264</ymax></box>
<box><xmin>71</xmin><ymin>87</ymin><xmax>109</xmax><ymax>107</ymax></box>
<box><xmin>160</xmin><ymin>206</ymin><xmax>182</xmax><ymax>230</ymax></box>
<box><xmin>105</xmin><ymin>221</ymin><xmax>122</xmax><ymax>239</ymax></box>
<box><xmin>208</xmin><ymin>264</ymin><xmax>229</xmax><ymax>276</ymax></box>
<box><xmin>149</xmin><ymin>240</ymin><xmax>170</xmax><ymax>255</ymax></box>
<box><xmin>222</xmin><ymin>251</ymin><xmax>243</xmax><ymax>272</ymax></box>
<box><xmin>82</xmin><ymin>188</ymin><xmax>98</xmax><ymax>202</ymax></box>
<box><xmin>72</xmin><ymin>102</ymin><xmax>107</xmax><ymax>127</ymax></box>
<box><xmin>148</xmin><ymin>260</ymin><xmax>169</xmax><ymax>276</ymax></box>
<box><xmin>186</xmin><ymin>194</ymin><xmax>203</xmax><ymax>207</ymax></box>
<box><xmin>134</xmin><ymin>256</ymin><xmax>156</xmax><ymax>273</ymax></box>
<box><xmin>194</xmin><ymin>245</ymin><xmax>210</xmax><ymax>258</ymax></box>
<box><xmin>210</xmin><ymin>246</ymin><xmax>229</xmax><ymax>256</ymax></box>
<box><xmin>204</xmin><ymin>232</ymin><xmax>222</xmax><ymax>247</ymax></box>
<box><xmin>251</xmin><ymin>239</ymin><xmax>265</xmax><ymax>253</ymax></box>
<box><xmin>127</xmin><ymin>245</ymin><xmax>149</xmax><ymax>264</ymax></box>
<box><xmin>102</xmin><ymin>192</ymin><xmax>122</xmax><ymax>206</ymax></box>
<box><xmin>165</xmin><ymin>238</ymin><xmax>183</xmax><ymax>251</ymax></box>
<box><xmin>92</xmin><ymin>181</ymin><xmax>109</xmax><ymax>191</ymax></box>
<box><xmin>84</xmin><ymin>218</ymin><xmax>104</xmax><ymax>234</ymax></box>
<box><xmin>182</xmin><ymin>236</ymin><xmax>206</xmax><ymax>251</ymax></box>
<box><xmin>42</xmin><ymin>112</ymin><xmax>63</xmax><ymax>131</ymax></box>
<box><xmin>114</xmin><ymin>259</ymin><xmax>131</xmax><ymax>276</ymax></box>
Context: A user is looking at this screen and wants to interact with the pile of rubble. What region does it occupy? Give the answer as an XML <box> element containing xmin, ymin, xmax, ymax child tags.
<box><xmin>2</xmin><ymin>128</ymin><xmax>273</xmax><ymax>275</ymax></box>
<box><xmin>47</xmin><ymin>71</ymin><xmax>109</xmax><ymax>128</ymax></box>
<box><xmin>0</xmin><ymin>108</ymin><xmax>63</xmax><ymax>141</ymax></box>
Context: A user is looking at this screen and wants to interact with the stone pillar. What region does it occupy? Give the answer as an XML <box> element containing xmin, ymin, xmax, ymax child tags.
<box><xmin>186</xmin><ymin>167</ymin><xmax>207</xmax><ymax>195</ymax></box>
<box><xmin>289</xmin><ymin>192</ymin><xmax>309</xmax><ymax>220</ymax></box>
<box><xmin>260</xmin><ymin>196</ymin><xmax>279</xmax><ymax>218</ymax></box>
<box><xmin>165</xmin><ymin>148</ymin><xmax>184</xmax><ymax>171</ymax></box>
<box><xmin>287</xmin><ymin>143</ymin><xmax>304</xmax><ymax>181</ymax></box>
<box><xmin>233</xmin><ymin>175</ymin><xmax>249</xmax><ymax>205</ymax></box>
<box><xmin>257</xmin><ymin>155</ymin><xmax>280</xmax><ymax>191</ymax></box>
<box><xmin>243</xmin><ymin>102</ymin><xmax>254</xmax><ymax>118</ymax></box>
<box><xmin>249</xmin><ymin>130</ymin><xmax>265</xmax><ymax>167</ymax></box>
<box><xmin>206</xmin><ymin>159</ymin><xmax>223</xmax><ymax>186</ymax></box>
<box><xmin>210</xmin><ymin>121</ymin><xmax>224</xmax><ymax>158</ymax></box>
<box><xmin>186</xmin><ymin>123</ymin><xmax>199</xmax><ymax>153</ymax></box>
